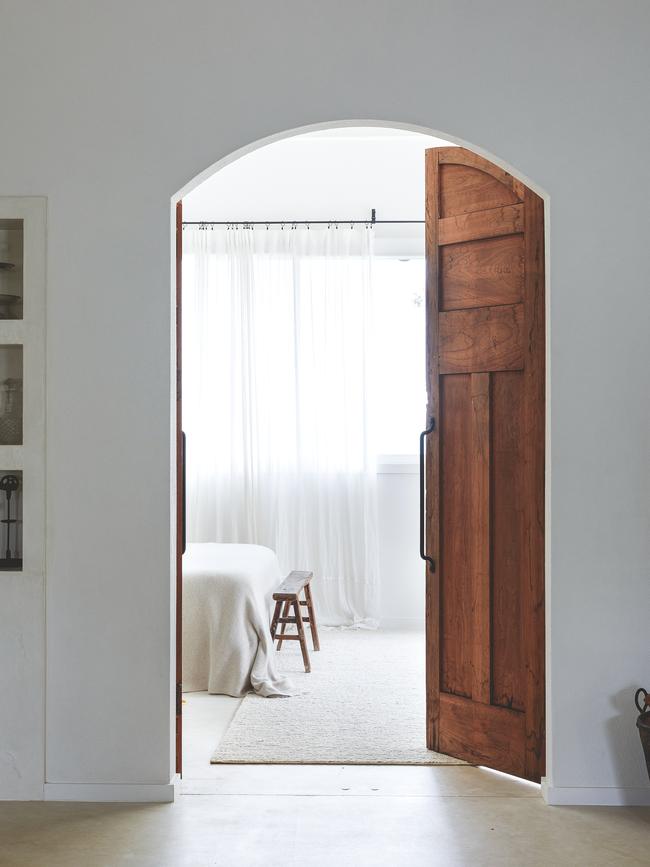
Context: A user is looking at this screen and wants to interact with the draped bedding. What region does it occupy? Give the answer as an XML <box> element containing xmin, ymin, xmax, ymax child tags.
<box><xmin>182</xmin><ymin>542</ymin><xmax>294</xmax><ymax>698</ymax></box>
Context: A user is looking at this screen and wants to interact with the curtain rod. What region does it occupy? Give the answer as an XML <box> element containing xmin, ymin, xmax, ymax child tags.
<box><xmin>183</xmin><ymin>220</ymin><xmax>423</xmax><ymax>227</ymax></box>
<box><xmin>182</xmin><ymin>208</ymin><xmax>423</xmax><ymax>228</ymax></box>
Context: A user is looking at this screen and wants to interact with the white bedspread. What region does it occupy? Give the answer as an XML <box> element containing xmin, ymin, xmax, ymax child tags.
<box><xmin>182</xmin><ymin>542</ymin><xmax>294</xmax><ymax>697</ymax></box>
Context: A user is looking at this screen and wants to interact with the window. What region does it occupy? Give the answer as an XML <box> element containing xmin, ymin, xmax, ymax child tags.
<box><xmin>372</xmin><ymin>257</ymin><xmax>426</xmax><ymax>458</ymax></box>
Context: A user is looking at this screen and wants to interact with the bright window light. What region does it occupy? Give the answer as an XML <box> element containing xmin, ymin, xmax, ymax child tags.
<box><xmin>372</xmin><ymin>257</ymin><xmax>427</xmax><ymax>457</ymax></box>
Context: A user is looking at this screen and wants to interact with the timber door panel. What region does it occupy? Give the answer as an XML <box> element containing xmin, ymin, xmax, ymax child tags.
<box><xmin>425</xmin><ymin>147</ymin><xmax>545</xmax><ymax>782</ymax></box>
<box><xmin>175</xmin><ymin>200</ymin><xmax>183</xmax><ymax>775</ymax></box>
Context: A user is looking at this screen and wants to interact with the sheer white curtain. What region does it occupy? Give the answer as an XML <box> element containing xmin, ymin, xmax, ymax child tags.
<box><xmin>182</xmin><ymin>225</ymin><xmax>379</xmax><ymax>627</ymax></box>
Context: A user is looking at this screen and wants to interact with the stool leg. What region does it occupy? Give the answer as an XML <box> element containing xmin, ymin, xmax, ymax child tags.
<box><xmin>292</xmin><ymin>598</ymin><xmax>311</xmax><ymax>673</ymax></box>
<box><xmin>270</xmin><ymin>600</ymin><xmax>282</xmax><ymax>643</ymax></box>
<box><xmin>276</xmin><ymin>600</ymin><xmax>291</xmax><ymax>651</ymax></box>
<box><xmin>304</xmin><ymin>584</ymin><xmax>320</xmax><ymax>651</ymax></box>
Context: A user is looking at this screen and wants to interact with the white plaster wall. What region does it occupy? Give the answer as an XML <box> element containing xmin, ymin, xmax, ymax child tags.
<box><xmin>0</xmin><ymin>0</ymin><xmax>648</xmax><ymax>803</ymax></box>
<box><xmin>377</xmin><ymin>471</ymin><xmax>424</xmax><ymax>626</ymax></box>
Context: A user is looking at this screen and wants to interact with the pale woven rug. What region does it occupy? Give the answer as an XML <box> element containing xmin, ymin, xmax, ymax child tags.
<box><xmin>212</xmin><ymin>628</ymin><xmax>466</xmax><ymax>765</ymax></box>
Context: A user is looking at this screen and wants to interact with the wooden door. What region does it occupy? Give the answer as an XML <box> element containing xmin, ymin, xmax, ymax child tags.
<box><xmin>424</xmin><ymin>147</ymin><xmax>545</xmax><ymax>781</ymax></box>
<box><xmin>175</xmin><ymin>200</ymin><xmax>183</xmax><ymax>775</ymax></box>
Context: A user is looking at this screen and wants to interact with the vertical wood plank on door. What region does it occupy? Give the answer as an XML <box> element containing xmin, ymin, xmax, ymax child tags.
<box><xmin>470</xmin><ymin>372</ymin><xmax>491</xmax><ymax>704</ymax></box>
<box><xmin>438</xmin><ymin>303</ymin><xmax>524</xmax><ymax>375</ymax></box>
<box><xmin>491</xmin><ymin>371</ymin><xmax>524</xmax><ymax>712</ymax></box>
<box><xmin>175</xmin><ymin>200</ymin><xmax>183</xmax><ymax>776</ymax></box>
<box><xmin>521</xmin><ymin>188</ymin><xmax>546</xmax><ymax>779</ymax></box>
<box><xmin>440</xmin><ymin>374</ymin><xmax>473</xmax><ymax>700</ymax></box>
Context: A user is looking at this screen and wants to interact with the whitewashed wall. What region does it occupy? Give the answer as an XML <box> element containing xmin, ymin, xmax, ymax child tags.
<box><xmin>0</xmin><ymin>0</ymin><xmax>648</xmax><ymax>805</ymax></box>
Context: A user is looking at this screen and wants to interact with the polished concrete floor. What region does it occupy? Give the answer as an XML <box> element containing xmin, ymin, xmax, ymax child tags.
<box><xmin>181</xmin><ymin>689</ymin><xmax>241</xmax><ymax>785</ymax></box>
<box><xmin>3</xmin><ymin>661</ymin><xmax>648</xmax><ymax>865</ymax></box>
<box><xmin>1</xmin><ymin>766</ymin><xmax>649</xmax><ymax>866</ymax></box>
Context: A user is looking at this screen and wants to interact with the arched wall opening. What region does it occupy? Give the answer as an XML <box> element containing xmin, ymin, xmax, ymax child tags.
<box><xmin>171</xmin><ymin>119</ymin><xmax>551</xmax><ymax>788</ymax></box>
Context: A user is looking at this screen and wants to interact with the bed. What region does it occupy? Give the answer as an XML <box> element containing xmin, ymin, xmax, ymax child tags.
<box><xmin>182</xmin><ymin>542</ymin><xmax>294</xmax><ymax>697</ymax></box>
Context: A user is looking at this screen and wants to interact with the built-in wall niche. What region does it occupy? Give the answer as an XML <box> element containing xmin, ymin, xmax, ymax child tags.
<box><xmin>0</xmin><ymin>345</ymin><xmax>22</xmax><ymax>445</ymax></box>
<box><xmin>0</xmin><ymin>470</ymin><xmax>22</xmax><ymax>571</ymax></box>
<box><xmin>0</xmin><ymin>196</ymin><xmax>45</xmax><ymax>579</ymax></box>
<box><xmin>0</xmin><ymin>219</ymin><xmax>23</xmax><ymax>320</ymax></box>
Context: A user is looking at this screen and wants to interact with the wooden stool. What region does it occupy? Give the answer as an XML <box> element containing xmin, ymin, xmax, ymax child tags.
<box><xmin>270</xmin><ymin>570</ymin><xmax>320</xmax><ymax>673</ymax></box>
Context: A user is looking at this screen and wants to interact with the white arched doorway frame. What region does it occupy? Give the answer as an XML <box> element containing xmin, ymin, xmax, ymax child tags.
<box><xmin>171</xmin><ymin>118</ymin><xmax>552</xmax><ymax>793</ymax></box>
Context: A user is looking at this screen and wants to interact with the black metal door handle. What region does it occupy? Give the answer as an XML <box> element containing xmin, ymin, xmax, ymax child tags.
<box><xmin>420</xmin><ymin>416</ymin><xmax>436</xmax><ymax>571</ymax></box>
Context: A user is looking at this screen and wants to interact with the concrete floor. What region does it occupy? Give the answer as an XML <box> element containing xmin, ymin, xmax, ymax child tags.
<box><xmin>3</xmin><ymin>652</ymin><xmax>648</xmax><ymax>865</ymax></box>
<box><xmin>181</xmin><ymin>690</ymin><xmax>241</xmax><ymax>786</ymax></box>
<box><xmin>1</xmin><ymin>767</ymin><xmax>649</xmax><ymax>866</ymax></box>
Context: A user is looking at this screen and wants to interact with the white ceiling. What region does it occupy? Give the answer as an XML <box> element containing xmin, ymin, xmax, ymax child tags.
<box><xmin>183</xmin><ymin>127</ymin><xmax>455</xmax><ymax>254</ymax></box>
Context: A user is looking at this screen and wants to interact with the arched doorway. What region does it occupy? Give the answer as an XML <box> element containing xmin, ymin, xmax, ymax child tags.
<box><xmin>173</xmin><ymin>122</ymin><xmax>547</xmax><ymax>784</ymax></box>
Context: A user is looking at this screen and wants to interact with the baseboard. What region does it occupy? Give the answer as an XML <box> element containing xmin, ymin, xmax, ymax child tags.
<box><xmin>44</xmin><ymin>780</ymin><xmax>176</xmax><ymax>803</ymax></box>
<box><xmin>542</xmin><ymin>779</ymin><xmax>650</xmax><ymax>806</ymax></box>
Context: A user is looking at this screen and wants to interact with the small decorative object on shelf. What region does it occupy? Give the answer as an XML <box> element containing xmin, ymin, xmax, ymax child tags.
<box><xmin>0</xmin><ymin>219</ymin><xmax>23</xmax><ymax>320</ymax></box>
<box><xmin>0</xmin><ymin>376</ymin><xmax>22</xmax><ymax>445</ymax></box>
<box><xmin>635</xmin><ymin>688</ymin><xmax>650</xmax><ymax>780</ymax></box>
<box><xmin>0</xmin><ymin>290</ymin><xmax>21</xmax><ymax>319</ymax></box>
<box><xmin>0</xmin><ymin>472</ymin><xmax>21</xmax><ymax>570</ymax></box>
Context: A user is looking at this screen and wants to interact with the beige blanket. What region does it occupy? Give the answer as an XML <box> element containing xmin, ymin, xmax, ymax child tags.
<box><xmin>182</xmin><ymin>542</ymin><xmax>294</xmax><ymax>697</ymax></box>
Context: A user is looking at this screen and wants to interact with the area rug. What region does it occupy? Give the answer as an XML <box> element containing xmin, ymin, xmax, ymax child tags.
<box><xmin>211</xmin><ymin>629</ymin><xmax>466</xmax><ymax>765</ymax></box>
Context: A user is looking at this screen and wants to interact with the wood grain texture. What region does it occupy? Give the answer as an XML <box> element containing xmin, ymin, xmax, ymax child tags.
<box><xmin>304</xmin><ymin>582</ymin><xmax>320</xmax><ymax>651</ymax></box>
<box><xmin>292</xmin><ymin>599</ymin><xmax>311</xmax><ymax>673</ymax></box>
<box><xmin>273</xmin><ymin>570</ymin><xmax>314</xmax><ymax>599</ymax></box>
<box><xmin>438</xmin><ymin>693</ymin><xmax>525</xmax><ymax>775</ymax></box>
<box><xmin>439</xmin><ymin>204</ymin><xmax>524</xmax><ymax>246</ymax></box>
<box><xmin>440</xmin><ymin>375</ymin><xmax>473</xmax><ymax>700</ymax></box>
<box><xmin>440</xmin><ymin>163</ymin><xmax>520</xmax><ymax>218</ymax></box>
<box><xmin>437</xmin><ymin>147</ymin><xmax>526</xmax><ymax>201</ymax></box>
<box><xmin>438</xmin><ymin>303</ymin><xmax>524</xmax><ymax>374</ymax></box>
<box><xmin>175</xmin><ymin>199</ymin><xmax>183</xmax><ymax>775</ymax></box>
<box><xmin>491</xmin><ymin>371</ymin><xmax>524</xmax><ymax>712</ymax></box>
<box><xmin>521</xmin><ymin>189</ymin><xmax>546</xmax><ymax>779</ymax></box>
<box><xmin>470</xmin><ymin>373</ymin><xmax>491</xmax><ymax>705</ymax></box>
<box><xmin>440</xmin><ymin>234</ymin><xmax>524</xmax><ymax>311</ymax></box>
<box><xmin>425</xmin><ymin>147</ymin><xmax>545</xmax><ymax>782</ymax></box>
<box><xmin>276</xmin><ymin>600</ymin><xmax>292</xmax><ymax>650</ymax></box>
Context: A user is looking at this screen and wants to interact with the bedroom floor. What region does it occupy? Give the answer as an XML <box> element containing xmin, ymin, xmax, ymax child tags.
<box><xmin>183</xmin><ymin>626</ymin><xmax>446</xmax><ymax>782</ymax></box>
<box><xmin>182</xmin><ymin>690</ymin><xmax>241</xmax><ymax>782</ymax></box>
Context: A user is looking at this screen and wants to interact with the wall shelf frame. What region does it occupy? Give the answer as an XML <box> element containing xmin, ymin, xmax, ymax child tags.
<box><xmin>0</xmin><ymin>198</ymin><xmax>46</xmax><ymax>577</ymax></box>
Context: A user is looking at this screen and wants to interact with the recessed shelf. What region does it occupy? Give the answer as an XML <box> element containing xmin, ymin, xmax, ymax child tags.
<box><xmin>0</xmin><ymin>196</ymin><xmax>45</xmax><ymax>580</ymax></box>
<box><xmin>0</xmin><ymin>469</ymin><xmax>22</xmax><ymax>571</ymax></box>
<box><xmin>0</xmin><ymin>345</ymin><xmax>22</xmax><ymax>445</ymax></box>
<box><xmin>0</xmin><ymin>219</ymin><xmax>23</xmax><ymax>320</ymax></box>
